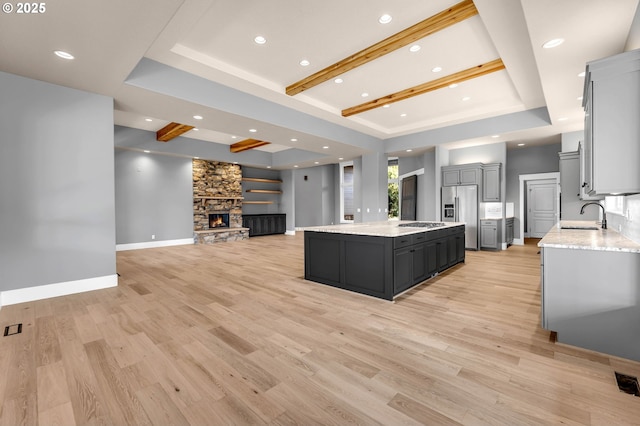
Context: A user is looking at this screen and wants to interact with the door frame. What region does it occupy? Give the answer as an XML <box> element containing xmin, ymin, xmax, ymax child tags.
<box><xmin>517</xmin><ymin>172</ymin><xmax>559</xmax><ymax>245</ymax></box>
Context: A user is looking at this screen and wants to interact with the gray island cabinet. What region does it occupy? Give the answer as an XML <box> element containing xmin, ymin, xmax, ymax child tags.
<box><xmin>539</xmin><ymin>222</ymin><xmax>640</xmax><ymax>361</ymax></box>
<box><xmin>304</xmin><ymin>221</ymin><xmax>465</xmax><ymax>301</ymax></box>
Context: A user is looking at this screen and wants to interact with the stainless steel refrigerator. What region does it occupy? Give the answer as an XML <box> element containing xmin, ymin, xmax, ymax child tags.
<box><xmin>442</xmin><ymin>185</ymin><xmax>478</xmax><ymax>250</ymax></box>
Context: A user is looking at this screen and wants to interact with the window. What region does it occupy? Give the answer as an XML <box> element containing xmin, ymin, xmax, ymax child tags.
<box><xmin>340</xmin><ymin>162</ymin><xmax>354</xmax><ymax>222</ymax></box>
<box><xmin>605</xmin><ymin>195</ymin><xmax>625</xmax><ymax>216</ymax></box>
<box><xmin>388</xmin><ymin>158</ymin><xmax>399</xmax><ymax>219</ymax></box>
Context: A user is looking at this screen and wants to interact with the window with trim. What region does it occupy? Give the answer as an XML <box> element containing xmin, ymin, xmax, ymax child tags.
<box><xmin>340</xmin><ymin>162</ymin><xmax>354</xmax><ymax>222</ymax></box>
<box><xmin>388</xmin><ymin>158</ymin><xmax>399</xmax><ymax>219</ymax></box>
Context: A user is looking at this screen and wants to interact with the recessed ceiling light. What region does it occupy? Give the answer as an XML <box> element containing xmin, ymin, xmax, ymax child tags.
<box><xmin>577</xmin><ymin>96</ymin><xmax>583</xmax><ymax>101</ymax></box>
<box><xmin>254</xmin><ymin>35</ymin><xmax>266</xmax><ymax>45</ymax></box>
<box><xmin>578</xmin><ymin>71</ymin><xmax>586</xmax><ymax>77</ymax></box>
<box><xmin>233</xmin><ymin>161</ymin><xmax>238</xmax><ymax>164</ymax></box>
<box><xmin>193</xmin><ymin>128</ymin><xmax>199</xmax><ymax>131</ymax></box>
<box><xmin>299</xmin><ymin>59</ymin><xmax>310</xmax><ymax>66</ymax></box>
<box><xmin>462</xmin><ymin>96</ymin><xmax>471</xmax><ymax>101</ymax></box>
<box><xmin>378</xmin><ymin>14</ymin><xmax>392</xmax><ymax>24</ymax></box>
<box><xmin>193</xmin><ymin>115</ymin><xmax>203</xmax><ymax>120</ymax></box>
<box><xmin>432</xmin><ymin>66</ymin><xmax>443</xmax><ymax>73</ymax></box>
<box><xmin>558</xmin><ymin>117</ymin><xmax>568</xmax><ymax>121</ymax></box>
<box><xmin>314</xmin><ymin>162</ymin><xmax>319</xmax><ymax>165</ymax></box>
<box><xmin>322</xmin><ymin>146</ymin><xmax>329</xmax><ymax>149</ymax></box>
<box><xmin>449</xmin><ymin>83</ymin><xmax>458</xmax><ymax>89</ymax></box>
<box><xmin>294</xmin><ymin>165</ymin><xmax>299</xmax><ymax>168</ymax></box>
<box><xmin>361</xmin><ymin>92</ymin><xmax>369</xmax><ymax>98</ymax></box>
<box><xmin>290</xmin><ymin>138</ymin><xmax>297</xmax><ymax>142</ymax></box>
<box><xmin>267</xmin><ymin>166</ymin><xmax>272</xmax><ymax>169</ymax></box>
<box><xmin>542</xmin><ymin>38</ymin><xmax>564</xmax><ymax>49</ymax></box>
<box><xmin>406</xmin><ymin>149</ymin><xmax>413</xmax><ymax>152</ymax></box>
<box><xmin>145</xmin><ymin>118</ymin><xmax>153</xmax><ymax>122</ymax></box>
<box><xmin>338</xmin><ymin>157</ymin><xmax>344</xmax><ymax>160</ymax></box>
<box><xmin>334</xmin><ymin>78</ymin><xmax>343</xmax><ymax>84</ymax></box>
<box><xmin>518</xmin><ymin>143</ymin><xmax>526</xmax><ymax>146</ymax></box>
<box><xmin>249</xmin><ymin>129</ymin><xmax>257</xmax><ymax>133</ymax></box>
<box><xmin>143</xmin><ymin>150</ymin><xmax>150</xmax><ymax>153</ymax></box>
<box><xmin>383</xmin><ymin>104</ymin><xmax>390</xmax><ymax>108</ymax></box>
<box><xmin>231</xmin><ymin>136</ymin><xmax>237</xmax><ymax>139</ymax></box>
<box><xmin>194</xmin><ymin>156</ymin><xmax>200</xmax><ymax>159</ymax></box>
<box><xmin>492</xmin><ymin>134</ymin><xmax>500</xmax><ymax>138</ymax></box>
<box><xmin>400</xmin><ymin>113</ymin><xmax>407</xmax><ymax>117</ymax></box>
<box><xmin>54</xmin><ymin>50</ymin><xmax>74</xmax><ymax>60</ymax></box>
<box><xmin>409</xmin><ymin>45</ymin><xmax>421</xmax><ymax>53</ymax></box>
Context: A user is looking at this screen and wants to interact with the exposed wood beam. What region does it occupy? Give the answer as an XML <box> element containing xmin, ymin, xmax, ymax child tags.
<box><xmin>156</xmin><ymin>122</ymin><xmax>195</xmax><ymax>142</ymax></box>
<box><xmin>285</xmin><ymin>0</ymin><xmax>478</xmax><ymax>96</ymax></box>
<box><xmin>230</xmin><ymin>139</ymin><xmax>271</xmax><ymax>153</ymax></box>
<box><xmin>342</xmin><ymin>58</ymin><xmax>506</xmax><ymax>117</ymax></box>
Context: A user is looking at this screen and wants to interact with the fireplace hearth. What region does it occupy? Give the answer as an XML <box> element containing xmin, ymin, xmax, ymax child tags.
<box><xmin>209</xmin><ymin>213</ymin><xmax>230</xmax><ymax>229</ymax></box>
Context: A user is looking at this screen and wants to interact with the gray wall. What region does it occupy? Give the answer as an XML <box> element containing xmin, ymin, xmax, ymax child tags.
<box><xmin>115</xmin><ymin>149</ymin><xmax>193</xmax><ymax>244</ymax></box>
<box><xmin>280</xmin><ymin>169</ymin><xmax>295</xmax><ymax>232</ymax></box>
<box><xmin>423</xmin><ymin>151</ymin><xmax>437</xmax><ymax>221</ymax></box>
<box><xmin>0</xmin><ymin>71</ymin><xmax>116</xmax><ymax>292</ymax></box>
<box><xmin>294</xmin><ymin>165</ymin><xmax>336</xmax><ymax>227</ymax></box>
<box><xmin>361</xmin><ymin>152</ymin><xmax>388</xmax><ymax>222</ymax></box>
<box><xmin>506</xmin><ymin>143</ymin><xmax>561</xmax><ymax>238</ymax></box>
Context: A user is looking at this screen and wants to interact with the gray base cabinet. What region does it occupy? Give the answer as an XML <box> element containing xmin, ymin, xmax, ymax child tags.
<box><xmin>480</xmin><ymin>219</ymin><xmax>501</xmax><ymax>250</ymax></box>
<box><xmin>541</xmin><ymin>246</ymin><xmax>640</xmax><ymax>362</ymax></box>
<box><xmin>242</xmin><ymin>214</ymin><xmax>285</xmax><ymax>236</ymax></box>
<box><xmin>305</xmin><ymin>226</ymin><xmax>465</xmax><ymax>300</ymax></box>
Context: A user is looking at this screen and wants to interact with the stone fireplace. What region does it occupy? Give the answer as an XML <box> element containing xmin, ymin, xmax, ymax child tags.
<box><xmin>192</xmin><ymin>160</ymin><xmax>249</xmax><ymax>243</ymax></box>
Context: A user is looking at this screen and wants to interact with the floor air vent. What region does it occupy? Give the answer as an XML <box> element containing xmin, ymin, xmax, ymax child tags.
<box><xmin>3</xmin><ymin>323</ymin><xmax>22</xmax><ymax>336</ymax></box>
<box><xmin>615</xmin><ymin>372</ymin><xmax>640</xmax><ymax>397</ymax></box>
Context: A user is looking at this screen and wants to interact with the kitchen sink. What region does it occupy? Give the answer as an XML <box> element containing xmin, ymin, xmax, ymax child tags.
<box><xmin>560</xmin><ymin>225</ymin><xmax>599</xmax><ymax>230</ymax></box>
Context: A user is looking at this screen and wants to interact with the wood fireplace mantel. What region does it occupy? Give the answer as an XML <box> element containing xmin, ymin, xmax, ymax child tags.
<box><xmin>194</xmin><ymin>196</ymin><xmax>243</xmax><ymax>207</ymax></box>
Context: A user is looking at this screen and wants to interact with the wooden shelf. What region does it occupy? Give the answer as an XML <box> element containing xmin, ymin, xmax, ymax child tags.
<box><xmin>245</xmin><ymin>189</ymin><xmax>282</xmax><ymax>194</ymax></box>
<box><xmin>242</xmin><ymin>177</ymin><xmax>282</xmax><ymax>184</ymax></box>
<box><xmin>243</xmin><ymin>201</ymin><xmax>274</xmax><ymax>205</ymax></box>
<box><xmin>194</xmin><ymin>196</ymin><xmax>244</xmax><ymax>207</ymax></box>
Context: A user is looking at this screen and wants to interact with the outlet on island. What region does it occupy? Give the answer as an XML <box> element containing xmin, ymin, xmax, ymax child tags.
<box><xmin>151</xmin><ymin>234</ymin><xmax>155</xmax><ymax>240</ymax></box>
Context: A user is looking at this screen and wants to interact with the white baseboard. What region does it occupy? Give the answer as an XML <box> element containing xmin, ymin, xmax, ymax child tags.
<box><xmin>285</xmin><ymin>230</ymin><xmax>296</xmax><ymax>236</ymax></box>
<box><xmin>1</xmin><ymin>274</ymin><xmax>118</xmax><ymax>307</ymax></box>
<box><xmin>116</xmin><ymin>238</ymin><xmax>194</xmax><ymax>251</ymax></box>
<box><xmin>514</xmin><ymin>238</ymin><xmax>525</xmax><ymax>246</ymax></box>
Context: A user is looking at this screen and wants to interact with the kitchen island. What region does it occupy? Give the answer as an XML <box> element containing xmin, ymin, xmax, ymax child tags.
<box><xmin>539</xmin><ymin>221</ymin><xmax>640</xmax><ymax>361</ymax></box>
<box><xmin>304</xmin><ymin>221</ymin><xmax>465</xmax><ymax>301</ymax></box>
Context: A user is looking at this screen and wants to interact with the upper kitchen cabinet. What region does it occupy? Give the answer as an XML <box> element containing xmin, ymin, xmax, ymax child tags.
<box><xmin>441</xmin><ymin>163</ymin><xmax>481</xmax><ymax>186</ymax></box>
<box><xmin>582</xmin><ymin>49</ymin><xmax>640</xmax><ymax>195</ymax></box>
<box><xmin>481</xmin><ymin>163</ymin><xmax>501</xmax><ymax>202</ymax></box>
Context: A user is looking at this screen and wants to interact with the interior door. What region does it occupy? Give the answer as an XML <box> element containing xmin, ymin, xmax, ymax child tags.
<box><xmin>527</xmin><ymin>179</ymin><xmax>557</xmax><ymax>238</ymax></box>
<box><xmin>400</xmin><ymin>175</ymin><xmax>417</xmax><ymax>220</ymax></box>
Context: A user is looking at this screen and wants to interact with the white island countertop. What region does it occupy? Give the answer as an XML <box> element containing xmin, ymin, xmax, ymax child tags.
<box><xmin>303</xmin><ymin>221</ymin><xmax>464</xmax><ymax>238</ymax></box>
<box><xmin>538</xmin><ymin>220</ymin><xmax>640</xmax><ymax>253</ymax></box>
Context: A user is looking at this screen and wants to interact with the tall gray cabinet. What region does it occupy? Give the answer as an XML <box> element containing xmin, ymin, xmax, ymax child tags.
<box><xmin>582</xmin><ymin>49</ymin><xmax>640</xmax><ymax>195</ymax></box>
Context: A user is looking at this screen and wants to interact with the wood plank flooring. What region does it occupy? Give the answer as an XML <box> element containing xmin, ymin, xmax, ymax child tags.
<box><xmin>2</xmin><ymin>234</ymin><xmax>640</xmax><ymax>425</ymax></box>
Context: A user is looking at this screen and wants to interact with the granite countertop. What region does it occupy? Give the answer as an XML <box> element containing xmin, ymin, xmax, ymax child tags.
<box><xmin>538</xmin><ymin>220</ymin><xmax>640</xmax><ymax>253</ymax></box>
<box><xmin>303</xmin><ymin>220</ymin><xmax>464</xmax><ymax>237</ymax></box>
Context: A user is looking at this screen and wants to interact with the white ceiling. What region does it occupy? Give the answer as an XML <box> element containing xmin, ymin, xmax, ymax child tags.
<box><xmin>1</xmin><ymin>0</ymin><xmax>638</xmax><ymax>168</ymax></box>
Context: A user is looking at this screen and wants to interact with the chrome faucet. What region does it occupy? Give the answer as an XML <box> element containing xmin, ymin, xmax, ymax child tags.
<box><xmin>580</xmin><ymin>202</ymin><xmax>607</xmax><ymax>229</ymax></box>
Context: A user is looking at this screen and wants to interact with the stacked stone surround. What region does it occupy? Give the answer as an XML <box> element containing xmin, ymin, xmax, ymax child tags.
<box><xmin>192</xmin><ymin>160</ymin><xmax>248</xmax><ymax>243</ymax></box>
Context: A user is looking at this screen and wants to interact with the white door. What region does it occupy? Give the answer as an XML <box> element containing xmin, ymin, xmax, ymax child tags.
<box><xmin>527</xmin><ymin>179</ymin><xmax>557</xmax><ymax>238</ymax></box>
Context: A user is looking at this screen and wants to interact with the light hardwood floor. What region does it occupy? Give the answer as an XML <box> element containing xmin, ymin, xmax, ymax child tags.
<box><xmin>1</xmin><ymin>234</ymin><xmax>640</xmax><ymax>425</ymax></box>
